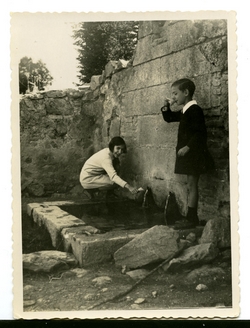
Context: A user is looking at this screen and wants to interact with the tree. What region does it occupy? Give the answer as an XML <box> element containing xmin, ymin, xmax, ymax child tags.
<box><xmin>73</xmin><ymin>21</ymin><xmax>138</xmax><ymax>84</ymax></box>
<box><xmin>19</xmin><ymin>57</ymin><xmax>53</xmax><ymax>94</ymax></box>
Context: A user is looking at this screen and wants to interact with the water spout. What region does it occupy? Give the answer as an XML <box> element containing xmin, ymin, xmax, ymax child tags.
<box><xmin>141</xmin><ymin>188</ymin><xmax>149</xmax><ymax>208</ymax></box>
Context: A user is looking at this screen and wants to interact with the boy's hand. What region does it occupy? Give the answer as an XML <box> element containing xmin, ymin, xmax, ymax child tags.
<box><xmin>177</xmin><ymin>146</ymin><xmax>190</xmax><ymax>157</ymax></box>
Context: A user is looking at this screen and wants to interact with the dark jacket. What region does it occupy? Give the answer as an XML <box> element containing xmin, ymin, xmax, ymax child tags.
<box><xmin>161</xmin><ymin>104</ymin><xmax>214</xmax><ymax>175</ymax></box>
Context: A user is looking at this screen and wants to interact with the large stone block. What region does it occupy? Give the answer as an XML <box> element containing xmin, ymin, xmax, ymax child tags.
<box><xmin>137</xmin><ymin>21</ymin><xmax>154</xmax><ymax>39</ymax></box>
<box><xmin>133</xmin><ymin>35</ymin><xmax>154</xmax><ymax>66</ymax></box>
<box><xmin>134</xmin><ymin>20</ymin><xmax>226</xmax><ymax>67</ymax></box>
<box><xmin>69</xmin><ymin>229</ymin><xmax>146</xmax><ymax>267</ymax></box>
<box><xmin>105</xmin><ymin>60</ymin><xmax>118</xmax><ymax>78</ymax></box>
<box><xmin>160</xmin><ymin>47</ymin><xmax>213</xmax><ymax>85</ymax></box>
<box><xmin>138</xmin><ymin>115</ymin><xmax>178</xmax><ymax>147</ymax></box>
<box><xmin>114</xmin><ymin>225</ymin><xmax>179</xmax><ymax>269</ymax></box>
<box><xmin>23</xmin><ymin>250</ymin><xmax>78</xmax><ymax>273</ymax></box>
<box><xmin>31</xmin><ymin>205</ymin><xmax>86</xmax><ymax>248</ymax></box>
<box><xmin>44</xmin><ymin>98</ymin><xmax>74</xmax><ymax>115</ymax></box>
<box><xmin>164</xmin><ymin>242</ymin><xmax>220</xmax><ymax>272</ymax></box>
<box><xmin>90</xmin><ymin>75</ymin><xmax>102</xmax><ymax>90</ymax></box>
<box><xmin>199</xmin><ymin>218</ymin><xmax>231</xmax><ymax>248</ymax></box>
<box><xmin>131</xmin><ymin>59</ymin><xmax>161</xmax><ymax>90</ymax></box>
<box><xmin>121</xmin><ymin>84</ymin><xmax>167</xmax><ymax>117</ymax></box>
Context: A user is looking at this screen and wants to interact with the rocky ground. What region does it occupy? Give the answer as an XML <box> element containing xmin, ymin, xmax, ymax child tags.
<box><xmin>21</xmin><ymin>203</ymin><xmax>233</xmax><ymax>314</ymax></box>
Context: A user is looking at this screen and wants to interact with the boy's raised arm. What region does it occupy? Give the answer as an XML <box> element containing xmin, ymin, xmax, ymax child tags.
<box><xmin>161</xmin><ymin>101</ymin><xmax>181</xmax><ymax>122</ymax></box>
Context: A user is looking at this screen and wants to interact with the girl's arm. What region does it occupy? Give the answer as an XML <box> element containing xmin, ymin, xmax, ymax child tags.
<box><xmin>102</xmin><ymin>158</ymin><xmax>138</xmax><ymax>194</ymax></box>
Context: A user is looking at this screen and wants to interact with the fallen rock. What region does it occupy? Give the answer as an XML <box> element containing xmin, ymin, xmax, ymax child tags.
<box><xmin>199</xmin><ymin>218</ymin><xmax>231</xmax><ymax>248</ymax></box>
<box><xmin>22</xmin><ymin>250</ymin><xmax>78</xmax><ymax>273</ymax></box>
<box><xmin>215</xmin><ymin>303</ymin><xmax>226</xmax><ymax>307</ymax></box>
<box><xmin>23</xmin><ymin>285</ymin><xmax>34</xmax><ymax>292</ymax></box>
<box><xmin>134</xmin><ymin>298</ymin><xmax>146</xmax><ymax>304</ymax></box>
<box><xmin>152</xmin><ymin>291</ymin><xmax>157</xmax><ymax>298</ymax></box>
<box><xmin>84</xmin><ymin>294</ymin><xmax>95</xmax><ymax>301</ymax></box>
<box><xmin>164</xmin><ymin>243</ymin><xmax>219</xmax><ymax>272</ymax></box>
<box><xmin>121</xmin><ymin>265</ymin><xmax>127</xmax><ymax>274</ymax></box>
<box><xmin>114</xmin><ymin>225</ymin><xmax>179</xmax><ymax>269</ymax></box>
<box><xmin>70</xmin><ymin>268</ymin><xmax>88</xmax><ymax>278</ymax></box>
<box><xmin>92</xmin><ymin>276</ymin><xmax>112</xmax><ymax>286</ymax></box>
<box><xmin>23</xmin><ymin>300</ymin><xmax>36</xmax><ymax>307</ymax></box>
<box><xmin>126</xmin><ymin>269</ymin><xmax>149</xmax><ymax>281</ymax></box>
<box><xmin>220</xmin><ymin>249</ymin><xmax>231</xmax><ymax>262</ymax></box>
<box><xmin>185</xmin><ymin>265</ymin><xmax>226</xmax><ymax>284</ymax></box>
<box><xmin>186</xmin><ymin>232</ymin><xmax>196</xmax><ymax>243</ymax></box>
<box><xmin>196</xmin><ymin>284</ymin><xmax>208</xmax><ymax>291</ymax></box>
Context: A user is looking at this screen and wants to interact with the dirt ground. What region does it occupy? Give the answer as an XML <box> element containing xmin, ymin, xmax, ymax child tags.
<box><xmin>21</xmin><ymin>204</ymin><xmax>232</xmax><ymax>314</ymax></box>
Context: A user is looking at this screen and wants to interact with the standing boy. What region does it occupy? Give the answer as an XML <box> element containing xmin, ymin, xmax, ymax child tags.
<box><xmin>161</xmin><ymin>78</ymin><xmax>213</xmax><ymax>229</ymax></box>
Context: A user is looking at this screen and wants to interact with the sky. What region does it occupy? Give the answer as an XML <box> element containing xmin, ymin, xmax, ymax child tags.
<box><xmin>11</xmin><ymin>13</ymin><xmax>85</xmax><ymax>89</ymax></box>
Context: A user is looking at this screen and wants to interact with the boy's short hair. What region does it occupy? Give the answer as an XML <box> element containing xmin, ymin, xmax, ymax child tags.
<box><xmin>171</xmin><ymin>78</ymin><xmax>196</xmax><ymax>98</ymax></box>
<box><xmin>108</xmin><ymin>136</ymin><xmax>127</xmax><ymax>153</ymax></box>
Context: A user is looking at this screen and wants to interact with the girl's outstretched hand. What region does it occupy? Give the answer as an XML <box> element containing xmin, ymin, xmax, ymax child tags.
<box><xmin>177</xmin><ymin>146</ymin><xmax>190</xmax><ymax>157</ymax></box>
<box><xmin>125</xmin><ymin>183</ymin><xmax>138</xmax><ymax>194</ymax></box>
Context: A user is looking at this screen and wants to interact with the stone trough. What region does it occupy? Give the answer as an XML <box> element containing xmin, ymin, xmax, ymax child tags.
<box><xmin>26</xmin><ymin>199</ymin><xmax>146</xmax><ymax>267</ymax></box>
<box><xmin>27</xmin><ymin>201</ymin><xmax>160</xmax><ymax>267</ymax></box>
<box><xmin>26</xmin><ymin>198</ymin><xmax>206</xmax><ymax>269</ymax></box>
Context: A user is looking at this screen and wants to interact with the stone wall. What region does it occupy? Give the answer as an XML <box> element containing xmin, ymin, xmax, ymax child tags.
<box><xmin>20</xmin><ymin>19</ymin><xmax>230</xmax><ymax>220</ymax></box>
<box><xmin>20</xmin><ymin>88</ymin><xmax>105</xmax><ymax>198</ymax></box>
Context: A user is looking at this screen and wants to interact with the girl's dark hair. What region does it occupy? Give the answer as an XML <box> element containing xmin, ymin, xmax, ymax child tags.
<box><xmin>108</xmin><ymin>136</ymin><xmax>127</xmax><ymax>153</ymax></box>
<box><xmin>171</xmin><ymin>78</ymin><xmax>196</xmax><ymax>98</ymax></box>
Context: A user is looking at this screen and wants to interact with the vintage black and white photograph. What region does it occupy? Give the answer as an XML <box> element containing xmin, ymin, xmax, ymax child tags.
<box><xmin>11</xmin><ymin>11</ymin><xmax>238</xmax><ymax>319</ymax></box>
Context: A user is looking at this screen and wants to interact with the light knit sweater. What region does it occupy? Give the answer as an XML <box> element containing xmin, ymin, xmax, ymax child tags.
<box><xmin>80</xmin><ymin>148</ymin><xmax>127</xmax><ymax>188</ymax></box>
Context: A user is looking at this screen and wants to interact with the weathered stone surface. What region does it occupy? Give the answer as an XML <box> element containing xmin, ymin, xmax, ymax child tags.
<box><xmin>61</xmin><ymin>225</ymin><xmax>101</xmax><ymax>252</ymax></box>
<box><xmin>26</xmin><ymin>182</ymin><xmax>45</xmax><ymax>197</ymax></box>
<box><xmin>32</xmin><ymin>205</ymin><xmax>86</xmax><ymax>248</ymax></box>
<box><xmin>185</xmin><ymin>264</ymin><xmax>226</xmax><ymax>285</ymax></box>
<box><xmin>45</xmin><ymin>90</ymin><xmax>67</xmax><ymax>98</ymax></box>
<box><xmin>27</xmin><ymin>203</ymin><xmax>43</xmax><ymax>216</ymax></box>
<box><xmin>105</xmin><ymin>60</ymin><xmax>118</xmax><ymax>78</ymax></box>
<box><xmin>70</xmin><ymin>229</ymin><xmax>147</xmax><ymax>267</ymax></box>
<box><xmin>23</xmin><ymin>250</ymin><xmax>78</xmax><ymax>272</ymax></box>
<box><xmin>116</xmin><ymin>59</ymin><xmax>129</xmax><ymax>71</ymax></box>
<box><xmin>199</xmin><ymin>218</ymin><xmax>231</xmax><ymax>248</ymax></box>
<box><xmin>126</xmin><ymin>269</ymin><xmax>149</xmax><ymax>281</ymax></box>
<box><xmin>196</xmin><ymin>284</ymin><xmax>208</xmax><ymax>291</ymax></box>
<box><xmin>92</xmin><ymin>276</ymin><xmax>112</xmax><ymax>286</ymax></box>
<box><xmin>114</xmin><ymin>225</ymin><xmax>179</xmax><ymax>269</ymax></box>
<box><xmin>164</xmin><ymin>243</ymin><xmax>219</xmax><ymax>272</ymax></box>
<box><xmin>90</xmin><ymin>75</ymin><xmax>102</xmax><ymax>90</ymax></box>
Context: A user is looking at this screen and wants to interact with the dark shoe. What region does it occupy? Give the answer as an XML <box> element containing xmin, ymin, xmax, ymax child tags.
<box><xmin>174</xmin><ymin>207</ymin><xmax>199</xmax><ymax>229</ymax></box>
<box><xmin>186</xmin><ymin>206</ymin><xmax>199</xmax><ymax>225</ymax></box>
<box><xmin>174</xmin><ymin>219</ymin><xmax>196</xmax><ymax>230</ymax></box>
<box><xmin>106</xmin><ymin>189</ymin><xmax>120</xmax><ymax>200</ymax></box>
<box><xmin>199</xmin><ymin>219</ymin><xmax>207</xmax><ymax>226</ymax></box>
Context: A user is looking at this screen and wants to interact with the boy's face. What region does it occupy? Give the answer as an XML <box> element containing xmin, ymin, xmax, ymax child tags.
<box><xmin>171</xmin><ymin>86</ymin><xmax>189</xmax><ymax>106</ymax></box>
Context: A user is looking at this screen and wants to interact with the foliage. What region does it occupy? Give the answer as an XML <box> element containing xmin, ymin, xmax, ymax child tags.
<box><xmin>19</xmin><ymin>56</ymin><xmax>53</xmax><ymax>94</ymax></box>
<box><xmin>73</xmin><ymin>21</ymin><xmax>138</xmax><ymax>83</ymax></box>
